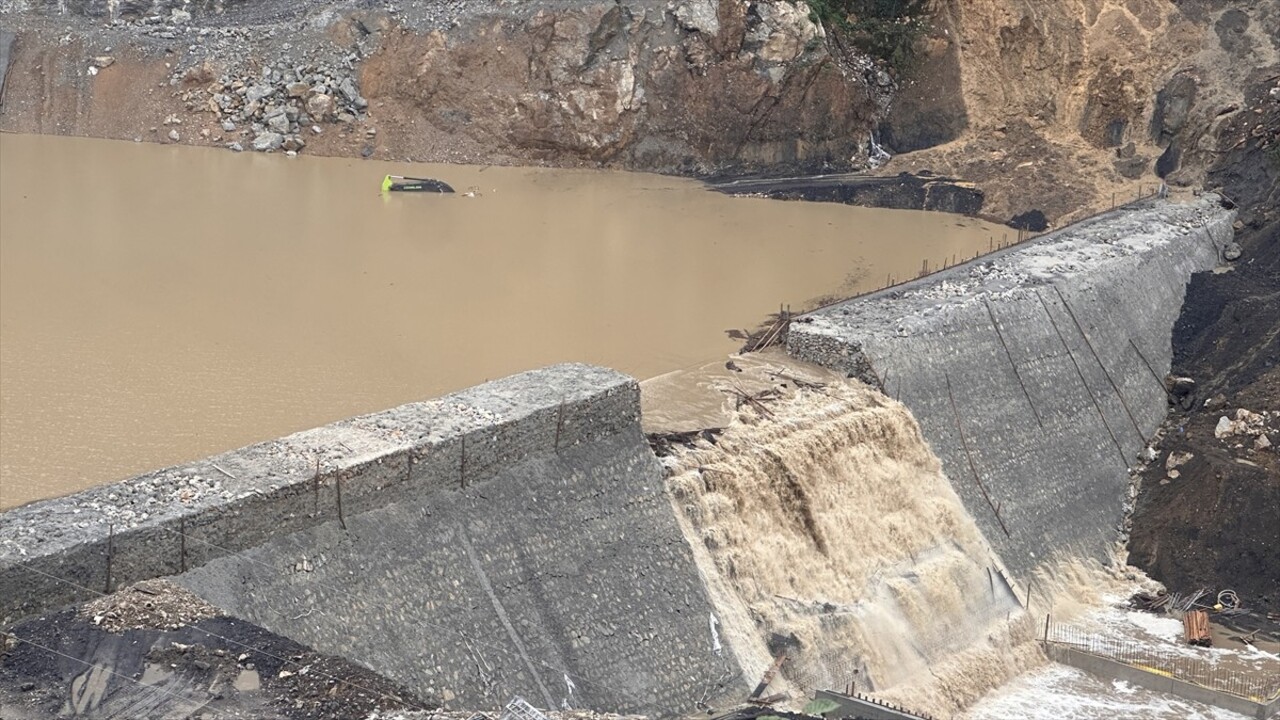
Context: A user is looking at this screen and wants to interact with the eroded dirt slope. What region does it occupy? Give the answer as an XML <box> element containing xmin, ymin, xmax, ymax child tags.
<box><xmin>1127</xmin><ymin>67</ymin><xmax>1279</xmax><ymax>616</ymax></box>
<box><xmin>876</xmin><ymin>0</ymin><xmax>1279</xmax><ymax>225</ymax></box>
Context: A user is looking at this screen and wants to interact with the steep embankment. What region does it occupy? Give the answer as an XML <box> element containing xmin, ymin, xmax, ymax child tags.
<box><xmin>876</xmin><ymin>0</ymin><xmax>1279</xmax><ymax>225</ymax></box>
<box><xmin>1</xmin><ymin>365</ymin><xmax>739</xmax><ymax>716</ymax></box>
<box><xmin>664</xmin><ymin>382</ymin><xmax>1040</xmax><ymax>719</ymax></box>
<box><xmin>786</xmin><ymin>197</ymin><xmax>1235</xmax><ymax>580</ymax></box>
<box><xmin>1126</xmin><ymin>68</ymin><xmax>1280</xmax><ymax>616</ymax></box>
<box><xmin>0</xmin><ymin>0</ymin><xmax>1271</xmax><ymax>227</ymax></box>
<box><xmin>0</xmin><ymin>0</ymin><xmax>886</xmax><ymax>176</ymax></box>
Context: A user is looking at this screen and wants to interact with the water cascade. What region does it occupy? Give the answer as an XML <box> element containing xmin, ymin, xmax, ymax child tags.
<box><xmin>664</xmin><ymin>381</ymin><xmax>1045</xmax><ymax>717</ymax></box>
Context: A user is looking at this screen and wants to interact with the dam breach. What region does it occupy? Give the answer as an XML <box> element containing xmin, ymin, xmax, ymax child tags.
<box><xmin>788</xmin><ymin>196</ymin><xmax>1236</xmax><ymax>578</ymax></box>
<box><xmin>0</xmin><ymin>196</ymin><xmax>1250</xmax><ymax>719</ymax></box>
<box><xmin>1</xmin><ymin>365</ymin><xmax>741</xmax><ymax>715</ymax></box>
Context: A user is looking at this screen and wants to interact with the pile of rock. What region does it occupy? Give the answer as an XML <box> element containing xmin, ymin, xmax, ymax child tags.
<box><xmin>79</xmin><ymin>579</ymin><xmax>222</xmax><ymax>632</ymax></box>
<box><xmin>1213</xmin><ymin>407</ymin><xmax>1274</xmax><ymax>452</ymax></box>
<box><xmin>189</xmin><ymin>61</ymin><xmax>369</xmax><ymax>153</ymax></box>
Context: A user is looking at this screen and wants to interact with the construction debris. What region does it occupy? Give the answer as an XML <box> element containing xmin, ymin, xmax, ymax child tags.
<box><xmin>647</xmin><ymin>428</ymin><xmax>724</xmax><ymax>457</ymax></box>
<box><xmin>724</xmin><ymin>385</ymin><xmax>782</xmax><ymax>418</ymax></box>
<box><xmin>1184</xmin><ymin>609</ymin><xmax>1212</xmax><ymax>647</ymax></box>
<box><xmin>1130</xmin><ymin>590</ymin><xmax>1173</xmax><ymax>613</ymax></box>
<box><xmin>747</xmin><ymin>655</ymin><xmax>787</xmax><ymax>704</ymax></box>
<box><xmin>78</xmin><ymin>579</ymin><xmax>221</xmax><ymax>632</ymax></box>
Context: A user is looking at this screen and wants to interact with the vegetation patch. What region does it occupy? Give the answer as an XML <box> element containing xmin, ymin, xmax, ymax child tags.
<box><xmin>807</xmin><ymin>0</ymin><xmax>931</xmax><ymax>70</ymax></box>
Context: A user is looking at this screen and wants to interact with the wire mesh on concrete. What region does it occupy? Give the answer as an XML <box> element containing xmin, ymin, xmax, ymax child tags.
<box><xmin>787</xmin><ymin>653</ymin><xmax>861</xmax><ymax>696</ymax></box>
<box><xmin>1045</xmin><ymin>621</ymin><xmax>1280</xmax><ymax>702</ymax></box>
<box><xmin>500</xmin><ymin>697</ymin><xmax>552</xmax><ymax>720</ymax></box>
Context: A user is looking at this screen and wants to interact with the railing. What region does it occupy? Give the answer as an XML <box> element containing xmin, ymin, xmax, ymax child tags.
<box><xmin>1044</xmin><ymin>621</ymin><xmax>1280</xmax><ymax>702</ymax></box>
<box><xmin>796</xmin><ymin>182</ymin><xmax>1172</xmax><ymax>317</ymax></box>
<box><xmin>791</xmin><ymin>659</ymin><xmax>938</xmax><ymax>720</ymax></box>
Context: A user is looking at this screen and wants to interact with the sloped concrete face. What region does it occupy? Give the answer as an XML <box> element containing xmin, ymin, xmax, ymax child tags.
<box><xmin>178</xmin><ymin>431</ymin><xmax>728</xmax><ymax>716</ymax></box>
<box><xmin>788</xmin><ymin>197</ymin><xmax>1235</xmax><ymax>579</ymax></box>
<box><xmin>2</xmin><ymin>364</ymin><xmax>740</xmax><ymax>715</ymax></box>
<box><xmin>2</xmin><ymin>364</ymin><xmax>639</xmax><ymax>621</ymax></box>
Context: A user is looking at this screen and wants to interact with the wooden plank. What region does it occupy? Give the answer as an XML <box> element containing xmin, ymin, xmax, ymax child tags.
<box><xmin>1183</xmin><ymin>609</ymin><xmax>1211</xmax><ymax>646</ymax></box>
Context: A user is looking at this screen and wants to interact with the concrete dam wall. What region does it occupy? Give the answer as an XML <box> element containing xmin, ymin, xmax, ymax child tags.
<box><xmin>1</xmin><ymin>197</ymin><xmax>1234</xmax><ymax>717</ymax></box>
<box><xmin>0</xmin><ymin>364</ymin><xmax>739</xmax><ymax>715</ymax></box>
<box><xmin>787</xmin><ymin>196</ymin><xmax>1235</xmax><ymax>579</ymax></box>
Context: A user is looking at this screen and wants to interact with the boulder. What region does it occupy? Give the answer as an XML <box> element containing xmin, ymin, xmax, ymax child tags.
<box><xmin>251</xmin><ymin>132</ymin><xmax>283</xmax><ymax>151</ymax></box>
<box><xmin>673</xmin><ymin>0</ymin><xmax>719</xmax><ymax>36</ymax></box>
<box><xmin>1168</xmin><ymin>376</ymin><xmax>1196</xmax><ymax>397</ymax></box>
<box><xmin>266</xmin><ymin>112</ymin><xmax>290</xmax><ymax>134</ymax></box>
<box><xmin>306</xmin><ymin>93</ymin><xmax>334</xmax><ymax>120</ymax></box>
<box><xmin>338</xmin><ymin>77</ymin><xmax>362</xmax><ymax>104</ymax></box>
<box><xmin>245</xmin><ymin>84</ymin><xmax>274</xmax><ymax>105</ymax></box>
<box><xmin>286</xmin><ymin>81</ymin><xmax>310</xmax><ymax>98</ymax></box>
<box><xmin>745</xmin><ymin>1</ymin><xmax>822</xmax><ymax>65</ymax></box>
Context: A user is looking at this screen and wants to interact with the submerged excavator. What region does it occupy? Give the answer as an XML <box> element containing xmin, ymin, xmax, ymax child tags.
<box><xmin>380</xmin><ymin>175</ymin><xmax>455</xmax><ymax>193</ymax></box>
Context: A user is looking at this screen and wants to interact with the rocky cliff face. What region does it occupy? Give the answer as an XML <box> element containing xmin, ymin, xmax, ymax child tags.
<box><xmin>0</xmin><ymin>0</ymin><xmax>1272</xmax><ymax>211</ymax></box>
<box><xmin>876</xmin><ymin>0</ymin><xmax>1278</xmax><ymax>224</ymax></box>
<box><xmin>359</xmin><ymin>0</ymin><xmax>885</xmax><ymax>175</ymax></box>
<box><xmin>0</xmin><ymin>0</ymin><xmax>889</xmax><ymax>177</ymax></box>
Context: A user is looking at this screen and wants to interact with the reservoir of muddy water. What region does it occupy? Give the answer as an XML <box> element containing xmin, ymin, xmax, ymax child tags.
<box><xmin>0</xmin><ymin>132</ymin><xmax>1007</xmax><ymax>508</ymax></box>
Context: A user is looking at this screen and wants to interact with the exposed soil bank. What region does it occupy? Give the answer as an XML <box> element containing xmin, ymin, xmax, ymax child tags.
<box><xmin>1126</xmin><ymin>66</ymin><xmax>1280</xmax><ymax>617</ymax></box>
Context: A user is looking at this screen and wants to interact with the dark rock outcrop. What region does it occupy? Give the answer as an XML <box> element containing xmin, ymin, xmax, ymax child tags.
<box><xmin>877</xmin><ymin>3</ymin><xmax>968</xmax><ymax>153</ymax></box>
<box><xmin>709</xmin><ymin>171</ymin><xmax>985</xmax><ymax>216</ymax></box>
<box><xmin>362</xmin><ymin>0</ymin><xmax>883</xmax><ymax>177</ymax></box>
<box><xmin>1150</xmin><ymin>71</ymin><xmax>1198</xmax><ymax>144</ymax></box>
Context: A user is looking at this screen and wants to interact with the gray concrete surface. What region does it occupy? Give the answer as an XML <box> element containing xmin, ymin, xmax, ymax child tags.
<box><xmin>788</xmin><ymin>196</ymin><xmax>1235</xmax><ymax>578</ymax></box>
<box><xmin>1</xmin><ymin>363</ymin><xmax>739</xmax><ymax>715</ymax></box>
<box><xmin>1044</xmin><ymin>643</ymin><xmax>1278</xmax><ymax>718</ymax></box>
<box><xmin>177</xmin><ymin>430</ymin><xmax>730</xmax><ymax>715</ymax></box>
<box><xmin>1</xmin><ymin>364</ymin><xmax>639</xmax><ymax>621</ymax></box>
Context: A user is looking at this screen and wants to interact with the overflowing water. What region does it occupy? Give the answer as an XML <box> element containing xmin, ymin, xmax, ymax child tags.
<box><xmin>663</xmin><ymin>378</ymin><xmax>1043</xmax><ymax>718</ymax></box>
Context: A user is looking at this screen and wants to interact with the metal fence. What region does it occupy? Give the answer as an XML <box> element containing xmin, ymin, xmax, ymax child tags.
<box><xmin>799</xmin><ymin>182</ymin><xmax>1172</xmax><ymax>317</ymax></box>
<box><xmin>1045</xmin><ymin>621</ymin><xmax>1280</xmax><ymax>702</ymax></box>
<box><xmin>788</xmin><ymin>653</ymin><xmax>862</xmax><ymax>697</ymax></box>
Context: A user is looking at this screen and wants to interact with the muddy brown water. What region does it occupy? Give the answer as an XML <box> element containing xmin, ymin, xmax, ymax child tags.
<box><xmin>0</xmin><ymin>132</ymin><xmax>1008</xmax><ymax>508</ymax></box>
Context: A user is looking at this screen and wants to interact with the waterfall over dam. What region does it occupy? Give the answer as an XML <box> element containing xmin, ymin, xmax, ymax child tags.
<box><xmin>788</xmin><ymin>196</ymin><xmax>1235</xmax><ymax>579</ymax></box>
<box><xmin>0</xmin><ymin>197</ymin><xmax>1237</xmax><ymax>717</ymax></box>
<box><xmin>664</xmin><ymin>381</ymin><xmax>1040</xmax><ymax>719</ymax></box>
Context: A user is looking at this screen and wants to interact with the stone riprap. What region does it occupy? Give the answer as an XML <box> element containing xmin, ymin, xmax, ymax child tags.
<box><xmin>1</xmin><ymin>363</ymin><xmax>738</xmax><ymax>714</ymax></box>
<box><xmin>787</xmin><ymin>196</ymin><xmax>1235</xmax><ymax>578</ymax></box>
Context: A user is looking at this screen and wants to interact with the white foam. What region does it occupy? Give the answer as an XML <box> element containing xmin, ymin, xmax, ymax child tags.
<box><xmin>964</xmin><ymin>663</ymin><xmax>1251</xmax><ymax>719</ymax></box>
